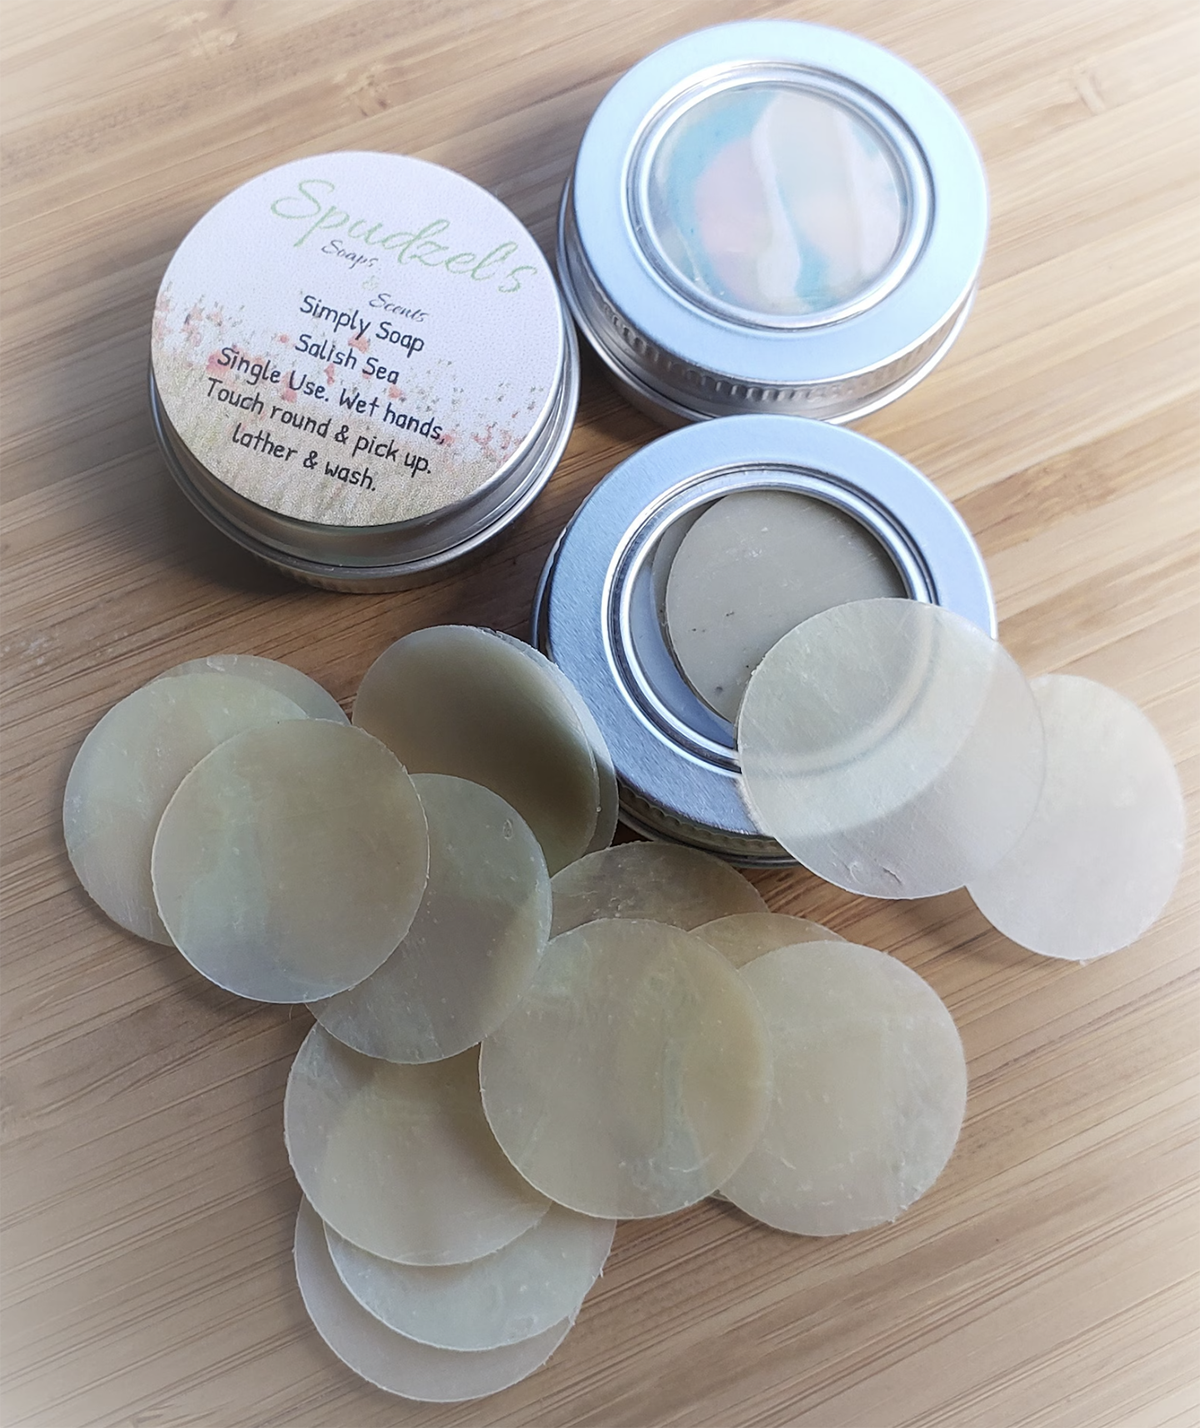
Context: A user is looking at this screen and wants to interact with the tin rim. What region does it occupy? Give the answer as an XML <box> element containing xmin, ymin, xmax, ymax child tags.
<box><xmin>558</xmin><ymin>183</ymin><xmax>976</xmax><ymax>426</ymax></box>
<box><xmin>150</xmin><ymin>317</ymin><xmax>579</xmax><ymax>590</ymax></box>
<box><xmin>533</xmin><ymin>415</ymin><xmax>995</xmax><ymax>863</ymax></box>
<box><xmin>561</xmin><ymin>19</ymin><xmax>987</xmax><ymax>422</ymax></box>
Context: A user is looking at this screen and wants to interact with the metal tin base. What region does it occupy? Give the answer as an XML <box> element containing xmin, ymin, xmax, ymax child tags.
<box><xmin>150</xmin><ymin>320</ymin><xmax>580</xmax><ymax>593</ymax></box>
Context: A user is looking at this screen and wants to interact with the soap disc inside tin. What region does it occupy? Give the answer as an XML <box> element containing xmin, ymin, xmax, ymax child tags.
<box><xmin>721</xmin><ymin>941</ymin><xmax>967</xmax><ymax>1235</ymax></box>
<box><xmin>311</xmin><ymin>774</ymin><xmax>551</xmax><ymax>1063</ymax></box>
<box><xmin>152</xmin><ymin>721</ymin><xmax>428</xmax><ymax>1002</ymax></box>
<box><xmin>158</xmin><ymin>653</ymin><xmax>348</xmax><ymax>723</ymax></box>
<box><xmin>694</xmin><ymin>911</ymin><xmax>844</xmax><ymax>968</ymax></box>
<box><xmin>353</xmin><ymin>626</ymin><xmax>601</xmax><ymax>874</ymax></box>
<box><xmin>737</xmin><ymin>599</ymin><xmax>1046</xmax><ymax>898</ymax></box>
<box><xmin>665</xmin><ymin>490</ymin><xmax>906</xmax><ymax>721</ymax></box>
<box><xmin>295</xmin><ymin>1199</ymin><xmax>571</xmax><ymax>1403</ymax></box>
<box><xmin>325</xmin><ymin>1202</ymin><xmax>614</xmax><ymax>1352</ymax></box>
<box><xmin>285</xmin><ymin>1029</ymin><xmax>549</xmax><ymax>1264</ymax></box>
<box><xmin>479</xmin><ymin>918</ymin><xmax>772</xmax><ymax>1218</ymax></box>
<box><xmin>549</xmin><ymin>841</ymin><xmax>766</xmax><ymax>938</ymax></box>
<box><xmin>62</xmin><ymin>673</ymin><xmax>308</xmax><ymax>944</ymax></box>
<box><xmin>967</xmin><ymin>675</ymin><xmax>1186</xmax><ymax>960</ymax></box>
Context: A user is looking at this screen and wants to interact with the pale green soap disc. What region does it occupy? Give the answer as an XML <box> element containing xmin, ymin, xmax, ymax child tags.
<box><xmin>737</xmin><ymin>599</ymin><xmax>1046</xmax><ymax>899</ymax></box>
<box><xmin>489</xmin><ymin>630</ymin><xmax>619</xmax><ymax>853</ymax></box>
<box><xmin>158</xmin><ymin>652</ymin><xmax>348</xmax><ymax>723</ymax></box>
<box><xmin>294</xmin><ymin>1199</ymin><xmax>571</xmax><ymax>1403</ymax></box>
<box><xmin>665</xmin><ymin>489</ymin><xmax>905</xmax><ymax>722</ymax></box>
<box><xmin>353</xmin><ymin>626</ymin><xmax>601</xmax><ymax>874</ymax></box>
<box><xmin>325</xmin><ymin>1201</ymin><xmax>614</xmax><ymax>1351</ymax></box>
<box><xmin>63</xmin><ymin>672</ymin><xmax>307</xmax><ymax>944</ymax></box>
<box><xmin>480</xmin><ymin>917</ymin><xmax>772</xmax><ymax>1219</ymax></box>
<box><xmin>285</xmin><ymin>1028</ymin><xmax>549</xmax><ymax>1265</ymax></box>
<box><xmin>151</xmin><ymin>720</ymin><xmax>428</xmax><ymax>1001</ymax></box>
<box><xmin>967</xmin><ymin>675</ymin><xmax>1185</xmax><ymax>960</ymax></box>
<box><xmin>721</xmin><ymin>941</ymin><xmax>967</xmax><ymax>1236</ymax></box>
<box><xmin>549</xmin><ymin>840</ymin><xmax>766</xmax><ymax>939</ymax></box>
<box><xmin>311</xmin><ymin>773</ymin><xmax>551</xmax><ymax>1063</ymax></box>
<box><xmin>694</xmin><ymin>911</ymin><xmax>844</xmax><ymax>968</ymax></box>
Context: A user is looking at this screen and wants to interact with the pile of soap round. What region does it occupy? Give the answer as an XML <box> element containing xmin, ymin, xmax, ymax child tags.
<box><xmin>62</xmin><ymin>613</ymin><xmax>1184</xmax><ymax>1403</ymax></box>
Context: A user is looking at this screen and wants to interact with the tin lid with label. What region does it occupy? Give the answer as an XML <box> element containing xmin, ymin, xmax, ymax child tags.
<box><xmin>533</xmin><ymin>415</ymin><xmax>995</xmax><ymax>864</ymax></box>
<box><xmin>559</xmin><ymin>21</ymin><xmax>987</xmax><ymax>425</ymax></box>
<box><xmin>151</xmin><ymin>151</ymin><xmax>577</xmax><ymax>589</ymax></box>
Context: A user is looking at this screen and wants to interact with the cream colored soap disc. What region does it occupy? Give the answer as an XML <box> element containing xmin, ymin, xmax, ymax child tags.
<box><xmin>480</xmin><ymin>918</ymin><xmax>772</xmax><ymax>1218</ymax></box>
<box><xmin>285</xmin><ymin>1029</ymin><xmax>549</xmax><ymax>1264</ymax></box>
<box><xmin>549</xmin><ymin>841</ymin><xmax>766</xmax><ymax>938</ymax></box>
<box><xmin>311</xmin><ymin>774</ymin><xmax>551</xmax><ymax>1062</ymax></box>
<box><xmin>158</xmin><ymin>653</ymin><xmax>348</xmax><ymax>723</ymax></box>
<box><xmin>295</xmin><ymin>1199</ymin><xmax>570</xmax><ymax>1402</ymax></box>
<box><xmin>490</xmin><ymin>630</ymin><xmax>619</xmax><ymax>853</ymax></box>
<box><xmin>666</xmin><ymin>490</ymin><xmax>906</xmax><ymax>721</ymax></box>
<box><xmin>738</xmin><ymin>599</ymin><xmax>1046</xmax><ymax>898</ymax></box>
<box><xmin>721</xmin><ymin>942</ymin><xmax>967</xmax><ymax>1236</ymax></box>
<box><xmin>325</xmin><ymin>1202</ymin><xmax>615</xmax><ymax>1351</ymax></box>
<box><xmin>152</xmin><ymin>721</ymin><xmax>428</xmax><ymax>1001</ymax></box>
<box><xmin>353</xmin><ymin>626</ymin><xmax>601</xmax><ymax>874</ymax></box>
<box><xmin>967</xmin><ymin>675</ymin><xmax>1186</xmax><ymax>960</ymax></box>
<box><xmin>63</xmin><ymin>673</ymin><xmax>308</xmax><ymax>944</ymax></box>
<box><xmin>694</xmin><ymin>912</ymin><xmax>844</xmax><ymax>968</ymax></box>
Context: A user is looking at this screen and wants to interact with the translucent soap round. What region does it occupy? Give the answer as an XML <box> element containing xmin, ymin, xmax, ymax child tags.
<box><xmin>285</xmin><ymin>1028</ymin><xmax>549</xmax><ymax>1264</ymax></box>
<box><xmin>294</xmin><ymin>1199</ymin><xmax>570</xmax><ymax>1402</ymax></box>
<box><xmin>665</xmin><ymin>490</ymin><xmax>906</xmax><ymax>721</ymax></box>
<box><xmin>311</xmin><ymin>774</ymin><xmax>551</xmax><ymax>1062</ymax></box>
<box><xmin>158</xmin><ymin>653</ymin><xmax>348</xmax><ymax>723</ymax></box>
<box><xmin>721</xmin><ymin>941</ymin><xmax>967</xmax><ymax>1235</ymax></box>
<box><xmin>549</xmin><ymin>841</ymin><xmax>766</xmax><ymax>939</ymax></box>
<box><xmin>151</xmin><ymin>721</ymin><xmax>429</xmax><ymax>1002</ymax></box>
<box><xmin>738</xmin><ymin>599</ymin><xmax>1046</xmax><ymax>898</ymax></box>
<box><xmin>63</xmin><ymin>673</ymin><xmax>308</xmax><ymax>944</ymax></box>
<box><xmin>694</xmin><ymin>911</ymin><xmax>844</xmax><ymax>968</ymax></box>
<box><xmin>353</xmin><ymin>626</ymin><xmax>601</xmax><ymax>874</ymax></box>
<box><xmin>968</xmin><ymin>675</ymin><xmax>1186</xmax><ymax>960</ymax></box>
<box><xmin>325</xmin><ymin>1202</ymin><xmax>614</xmax><ymax>1351</ymax></box>
<box><xmin>480</xmin><ymin>917</ymin><xmax>772</xmax><ymax>1218</ymax></box>
<box><xmin>490</xmin><ymin>630</ymin><xmax>619</xmax><ymax>853</ymax></box>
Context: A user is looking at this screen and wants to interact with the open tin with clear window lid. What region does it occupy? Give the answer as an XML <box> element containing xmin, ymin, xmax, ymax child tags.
<box><xmin>558</xmin><ymin>21</ymin><xmax>987</xmax><ymax>426</ymax></box>
<box><xmin>532</xmin><ymin>415</ymin><xmax>995</xmax><ymax>864</ymax></box>
<box><xmin>150</xmin><ymin>151</ymin><xmax>578</xmax><ymax>591</ymax></box>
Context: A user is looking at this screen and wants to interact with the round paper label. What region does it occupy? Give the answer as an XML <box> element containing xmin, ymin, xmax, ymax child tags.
<box><xmin>152</xmin><ymin>152</ymin><xmax>563</xmax><ymax>527</ymax></box>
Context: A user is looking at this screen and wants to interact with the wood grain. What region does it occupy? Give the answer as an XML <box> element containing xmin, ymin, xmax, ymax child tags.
<box><xmin>2</xmin><ymin>2</ymin><xmax>1197</xmax><ymax>1425</ymax></box>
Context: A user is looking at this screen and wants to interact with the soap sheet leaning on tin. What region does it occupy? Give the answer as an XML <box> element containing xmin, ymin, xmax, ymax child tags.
<box><xmin>558</xmin><ymin>19</ymin><xmax>988</xmax><ymax>426</ymax></box>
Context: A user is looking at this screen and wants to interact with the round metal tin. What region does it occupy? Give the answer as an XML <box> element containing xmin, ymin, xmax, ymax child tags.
<box><xmin>558</xmin><ymin>21</ymin><xmax>988</xmax><ymax>426</ymax></box>
<box><xmin>150</xmin><ymin>151</ymin><xmax>579</xmax><ymax>591</ymax></box>
<box><xmin>532</xmin><ymin>415</ymin><xmax>995</xmax><ymax>864</ymax></box>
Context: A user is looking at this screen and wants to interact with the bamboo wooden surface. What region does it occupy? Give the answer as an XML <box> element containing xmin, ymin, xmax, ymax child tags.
<box><xmin>2</xmin><ymin>2</ymin><xmax>1198</xmax><ymax>1425</ymax></box>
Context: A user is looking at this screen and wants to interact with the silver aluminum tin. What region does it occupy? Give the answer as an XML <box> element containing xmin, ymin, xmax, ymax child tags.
<box><xmin>558</xmin><ymin>20</ymin><xmax>988</xmax><ymax>427</ymax></box>
<box><xmin>532</xmin><ymin>415</ymin><xmax>995</xmax><ymax>865</ymax></box>
<box><xmin>149</xmin><ymin>317</ymin><xmax>579</xmax><ymax>592</ymax></box>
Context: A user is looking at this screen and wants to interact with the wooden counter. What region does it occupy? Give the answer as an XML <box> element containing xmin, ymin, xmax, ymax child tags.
<box><xmin>2</xmin><ymin>2</ymin><xmax>1197</xmax><ymax>1424</ymax></box>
